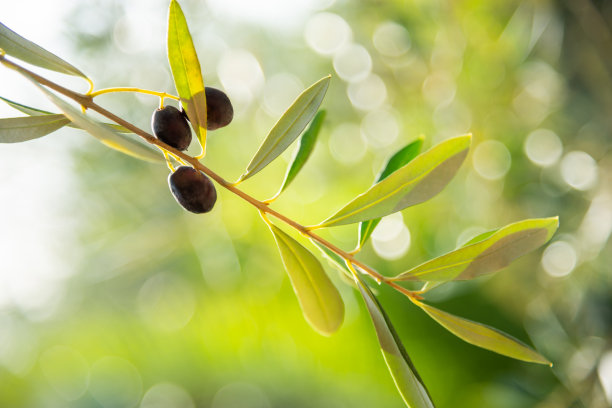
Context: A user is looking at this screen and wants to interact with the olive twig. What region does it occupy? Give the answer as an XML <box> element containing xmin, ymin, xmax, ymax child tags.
<box><xmin>1</xmin><ymin>55</ymin><xmax>421</xmax><ymax>295</ymax></box>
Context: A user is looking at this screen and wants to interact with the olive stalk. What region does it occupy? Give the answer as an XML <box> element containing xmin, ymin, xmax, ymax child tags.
<box><xmin>0</xmin><ymin>54</ymin><xmax>423</xmax><ymax>299</ymax></box>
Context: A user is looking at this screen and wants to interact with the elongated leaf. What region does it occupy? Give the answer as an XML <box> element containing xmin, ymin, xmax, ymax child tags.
<box><xmin>357</xmin><ymin>137</ymin><xmax>424</xmax><ymax>249</ymax></box>
<box><xmin>318</xmin><ymin>135</ymin><xmax>471</xmax><ymax>228</ymax></box>
<box><xmin>0</xmin><ymin>115</ymin><xmax>70</xmax><ymax>143</ymax></box>
<box><xmin>268</xmin><ymin>224</ymin><xmax>344</xmax><ymax>336</ymax></box>
<box><xmin>416</xmin><ymin>301</ymin><xmax>551</xmax><ymax>365</ymax></box>
<box><xmin>0</xmin><ymin>96</ymin><xmax>131</xmax><ymax>133</ymax></box>
<box><xmin>352</xmin><ymin>271</ymin><xmax>435</xmax><ymax>407</ymax></box>
<box><xmin>0</xmin><ymin>22</ymin><xmax>86</xmax><ymax>78</ymax></box>
<box><xmin>25</xmin><ymin>79</ymin><xmax>162</xmax><ymax>163</ymax></box>
<box><xmin>275</xmin><ymin>110</ymin><xmax>326</xmax><ymax>195</ymax></box>
<box><xmin>392</xmin><ymin>217</ymin><xmax>559</xmax><ymax>282</ymax></box>
<box><xmin>239</xmin><ymin>76</ymin><xmax>330</xmax><ymax>181</ymax></box>
<box><xmin>167</xmin><ymin>0</ymin><xmax>207</xmax><ymax>150</ymax></box>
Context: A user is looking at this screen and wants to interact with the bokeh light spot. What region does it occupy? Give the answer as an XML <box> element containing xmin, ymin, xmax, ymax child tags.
<box><xmin>372</xmin><ymin>213</ymin><xmax>411</xmax><ymax>260</ymax></box>
<box><xmin>304</xmin><ymin>13</ymin><xmax>352</xmax><ymax>56</ymax></box>
<box><xmin>360</xmin><ymin>108</ymin><xmax>399</xmax><ymax>149</ymax></box>
<box><xmin>541</xmin><ymin>241</ymin><xmax>577</xmax><ymax>278</ymax></box>
<box><xmin>560</xmin><ymin>151</ymin><xmax>598</xmax><ymax>191</ymax></box>
<box><xmin>140</xmin><ymin>383</ymin><xmax>195</xmax><ymax>408</ymax></box>
<box><xmin>347</xmin><ymin>74</ymin><xmax>387</xmax><ymax>111</ymax></box>
<box><xmin>89</xmin><ymin>356</ymin><xmax>142</xmax><ymax>408</ymax></box>
<box><xmin>138</xmin><ymin>273</ymin><xmax>196</xmax><ymax>332</ymax></box>
<box><xmin>524</xmin><ymin>129</ymin><xmax>563</xmax><ymax>167</ymax></box>
<box><xmin>472</xmin><ymin>140</ymin><xmax>512</xmax><ymax>180</ymax></box>
<box><xmin>263</xmin><ymin>73</ymin><xmax>304</xmax><ymax>117</ymax></box>
<box><xmin>211</xmin><ymin>382</ymin><xmax>271</xmax><ymax>408</ymax></box>
<box><xmin>333</xmin><ymin>43</ymin><xmax>372</xmax><ymax>82</ymax></box>
<box><xmin>373</xmin><ymin>21</ymin><xmax>411</xmax><ymax>57</ymax></box>
<box><xmin>328</xmin><ymin>123</ymin><xmax>366</xmax><ymax>165</ymax></box>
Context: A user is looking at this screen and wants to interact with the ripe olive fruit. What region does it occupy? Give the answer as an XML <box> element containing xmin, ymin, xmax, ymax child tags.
<box><xmin>181</xmin><ymin>87</ymin><xmax>234</xmax><ymax>130</ymax></box>
<box><xmin>168</xmin><ymin>166</ymin><xmax>217</xmax><ymax>214</ymax></box>
<box><xmin>151</xmin><ymin>105</ymin><xmax>192</xmax><ymax>151</ymax></box>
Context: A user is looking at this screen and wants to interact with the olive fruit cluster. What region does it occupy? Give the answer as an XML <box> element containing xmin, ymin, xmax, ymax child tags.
<box><xmin>153</xmin><ymin>87</ymin><xmax>233</xmax><ymax>214</ymax></box>
<box><xmin>151</xmin><ymin>86</ymin><xmax>233</xmax><ymax>151</ymax></box>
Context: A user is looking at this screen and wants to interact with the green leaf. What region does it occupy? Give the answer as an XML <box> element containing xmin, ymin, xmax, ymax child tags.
<box><xmin>167</xmin><ymin>0</ymin><xmax>207</xmax><ymax>150</ymax></box>
<box><xmin>318</xmin><ymin>135</ymin><xmax>471</xmax><ymax>228</ymax></box>
<box><xmin>392</xmin><ymin>217</ymin><xmax>559</xmax><ymax>282</ymax></box>
<box><xmin>267</xmin><ymin>224</ymin><xmax>344</xmax><ymax>336</ymax></box>
<box><xmin>352</xmin><ymin>271</ymin><xmax>435</xmax><ymax>408</ymax></box>
<box><xmin>0</xmin><ymin>115</ymin><xmax>70</xmax><ymax>143</ymax></box>
<box><xmin>275</xmin><ymin>110</ymin><xmax>326</xmax><ymax>195</ymax></box>
<box><xmin>416</xmin><ymin>301</ymin><xmax>551</xmax><ymax>365</ymax></box>
<box><xmin>0</xmin><ymin>22</ymin><xmax>87</xmax><ymax>78</ymax></box>
<box><xmin>0</xmin><ymin>96</ymin><xmax>131</xmax><ymax>133</ymax></box>
<box><xmin>239</xmin><ymin>76</ymin><xmax>331</xmax><ymax>181</ymax></box>
<box><xmin>25</xmin><ymin>79</ymin><xmax>162</xmax><ymax>163</ymax></box>
<box><xmin>357</xmin><ymin>137</ymin><xmax>424</xmax><ymax>249</ymax></box>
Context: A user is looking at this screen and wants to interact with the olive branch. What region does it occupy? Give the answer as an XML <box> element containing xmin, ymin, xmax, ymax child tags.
<box><xmin>0</xmin><ymin>3</ymin><xmax>558</xmax><ymax>406</ymax></box>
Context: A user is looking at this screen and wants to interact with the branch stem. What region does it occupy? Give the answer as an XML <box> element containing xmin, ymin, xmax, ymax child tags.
<box><xmin>1</xmin><ymin>54</ymin><xmax>403</xmax><ymax>290</ymax></box>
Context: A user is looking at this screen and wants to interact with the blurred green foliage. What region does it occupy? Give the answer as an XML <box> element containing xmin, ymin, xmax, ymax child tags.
<box><xmin>1</xmin><ymin>0</ymin><xmax>611</xmax><ymax>407</ymax></box>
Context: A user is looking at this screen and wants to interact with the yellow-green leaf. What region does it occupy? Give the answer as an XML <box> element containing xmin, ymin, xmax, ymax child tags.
<box><xmin>239</xmin><ymin>76</ymin><xmax>330</xmax><ymax>181</ymax></box>
<box><xmin>318</xmin><ymin>135</ymin><xmax>471</xmax><ymax>228</ymax></box>
<box><xmin>26</xmin><ymin>78</ymin><xmax>162</xmax><ymax>163</ymax></box>
<box><xmin>392</xmin><ymin>217</ymin><xmax>559</xmax><ymax>282</ymax></box>
<box><xmin>268</xmin><ymin>224</ymin><xmax>344</xmax><ymax>336</ymax></box>
<box><xmin>0</xmin><ymin>22</ymin><xmax>87</xmax><ymax>78</ymax></box>
<box><xmin>352</xmin><ymin>271</ymin><xmax>435</xmax><ymax>408</ymax></box>
<box><xmin>416</xmin><ymin>301</ymin><xmax>551</xmax><ymax>365</ymax></box>
<box><xmin>0</xmin><ymin>114</ymin><xmax>70</xmax><ymax>143</ymax></box>
<box><xmin>167</xmin><ymin>0</ymin><xmax>207</xmax><ymax>150</ymax></box>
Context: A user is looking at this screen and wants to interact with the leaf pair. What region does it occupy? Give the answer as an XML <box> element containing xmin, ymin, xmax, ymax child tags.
<box><xmin>0</xmin><ymin>22</ymin><xmax>161</xmax><ymax>162</ymax></box>
<box><xmin>392</xmin><ymin>217</ymin><xmax>559</xmax><ymax>282</ymax></box>
<box><xmin>238</xmin><ymin>77</ymin><xmax>330</xmax><ymax>183</ymax></box>
<box><xmin>317</xmin><ymin>134</ymin><xmax>471</xmax><ymax>228</ymax></box>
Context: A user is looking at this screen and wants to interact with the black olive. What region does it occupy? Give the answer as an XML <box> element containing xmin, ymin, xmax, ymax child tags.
<box><xmin>151</xmin><ymin>105</ymin><xmax>192</xmax><ymax>150</ymax></box>
<box><xmin>168</xmin><ymin>166</ymin><xmax>217</xmax><ymax>213</ymax></box>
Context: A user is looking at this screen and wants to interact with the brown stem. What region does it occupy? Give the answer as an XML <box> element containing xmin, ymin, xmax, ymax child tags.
<box><xmin>1</xmin><ymin>54</ymin><xmax>398</xmax><ymax>288</ymax></box>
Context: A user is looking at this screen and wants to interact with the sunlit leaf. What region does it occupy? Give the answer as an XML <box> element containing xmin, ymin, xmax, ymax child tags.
<box><xmin>0</xmin><ymin>114</ymin><xmax>70</xmax><ymax>143</ymax></box>
<box><xmin>239</xmin><ymin>76</ymin><xmax>330</xmax><ymax>181</ymax></box>
<box><xmin>0</xmin><ymin>96</ymin><xmax>131</xmax><ymax>133</ymax></box>
<box><xmin>275</xmin><ymin>110</ymin><xmax>326</xmax><ymax>195</ymax></box>
<box><xmin>392</xmin><ymin>217</ymin><xmax>559</xmax><ymax>282</ymax></box>
<box><xmin>318</xmin><ymin>135</ymin><xmax>471</xmax><ymax>228</ymax></box>
<box><xmin>0</xmin><ymin>22</ymin><xmax>87</xmax><ymax>78</ymax></box>
<box><xmin>357</xmin><ymin>137</ymin><xmax>424</xmax><ymax>249</ymax></box>
<box><xmin>25</xmin><ymin>79</ymin><xmax>162</xmax><ymax>163</ymax></box>
<box><xmin>268</xmin><ymin>224</ymin><xmax>344</xmax><ymax>336</ymax></box>
<box><xmin>167</xmin><ymin>0</ymin><xmax>207</xmax><ymax>150</ymax></box>
<box><xmin>416</xmin><ymin>301</ymin><xmax>551</xmax><ymax>365</ymax></box>
<box><xmin>352</xmin><ymin>270</ymin><xmax>435</xmax><ymax>408</ymax></box>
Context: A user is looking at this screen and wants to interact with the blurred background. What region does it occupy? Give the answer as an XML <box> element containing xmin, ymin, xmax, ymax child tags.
<box><xmin>1</xmin><ymin>0</ymin><xmax>611</xmax><ymax>407</ymax></box>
